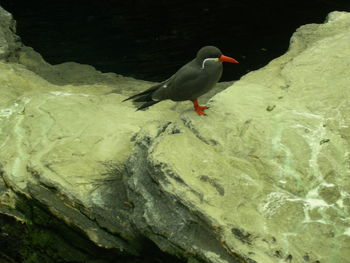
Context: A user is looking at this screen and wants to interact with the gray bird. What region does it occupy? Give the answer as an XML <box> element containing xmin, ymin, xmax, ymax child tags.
<box><xmin>123</xmin><ymin>46</ymin><xmax>238</xmax><ymax>115</ymax></box>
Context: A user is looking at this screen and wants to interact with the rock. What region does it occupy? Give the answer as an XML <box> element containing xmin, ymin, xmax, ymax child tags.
<box><xmin>0</xmin><ymin>6</ymin><xmax>182</xmax><ymax>262</ymax></box>
<box><xmin>0</xmin><ymin>4</ymin><xmax>350</xmax><ymax>263</ymax></box>
<box><xmin>126</xmin><ymin>11</ymin><xmax>350</xmax><ymax>263</ymax></box>
<box><xmin>0</xmin><ymin>6</ymin><xmax>21</xmax><ymax>61</ymax></box>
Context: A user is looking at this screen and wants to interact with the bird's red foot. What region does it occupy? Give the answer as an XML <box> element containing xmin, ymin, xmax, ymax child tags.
<box><xmin>194</xmin><ymin>107</ymin><xmax>208</xmax><ymax>115</ymax></box>
<box><xmin>192</xmin><ymin>99</ymin><xmax>209</xmax><ymax>115</ymax></box>
<box><xmin>198</xmin><ymin>105</ymin><xmax>209</xmax><ymax>110</ymax></box>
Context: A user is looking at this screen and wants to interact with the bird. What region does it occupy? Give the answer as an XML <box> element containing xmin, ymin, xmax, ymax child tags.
<box><xmin>122</xmin><ymin>46</ymin><xmax>238</xmax><ymax>115</ymax></box>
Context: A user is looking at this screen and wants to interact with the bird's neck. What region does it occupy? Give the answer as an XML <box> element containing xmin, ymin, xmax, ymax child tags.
<box><xmin>201</xmin><ymin>58</ymin><xmax>220</xmax><ymax>69</ymax></box>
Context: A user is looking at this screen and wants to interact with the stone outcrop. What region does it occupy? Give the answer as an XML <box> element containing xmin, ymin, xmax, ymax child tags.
<box><xmin>0</xmin><ymin>7</ymin><xmax>21</xmax><ymax>61</ymax></box>
<box><xmin>0</xmin><ymin>5</ymin><xmax>349</xmax><ymax>263</ymax></box>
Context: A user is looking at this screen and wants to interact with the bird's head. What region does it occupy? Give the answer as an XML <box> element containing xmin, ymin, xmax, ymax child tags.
<box><xmin>196</xmin><ymin>46</ymin><xmax>238</xmax><ymax>69</ymax></box>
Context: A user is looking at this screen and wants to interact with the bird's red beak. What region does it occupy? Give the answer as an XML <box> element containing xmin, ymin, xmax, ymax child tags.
<box><xmin>219</xmin><ymin>55</ymin><xmax>238</xmax><ymax>63</ymax></box>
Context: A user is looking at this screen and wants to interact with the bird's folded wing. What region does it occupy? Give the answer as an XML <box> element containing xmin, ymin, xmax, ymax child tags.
<box><xmin>152</xmin><ymin>65</ymin><xmax>202</xmax><ymax>101</ymax></box>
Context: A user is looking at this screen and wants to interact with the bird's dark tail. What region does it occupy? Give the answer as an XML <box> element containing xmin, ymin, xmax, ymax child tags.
<box><xmin>136</xmin><ymin>100</ymin><xmax>160</xmax><ymax>111</ymax></box>
<box><xmin>122</xmin><ymin>83</ymin><xmax>162</xmax><ymax>110</ymax></box>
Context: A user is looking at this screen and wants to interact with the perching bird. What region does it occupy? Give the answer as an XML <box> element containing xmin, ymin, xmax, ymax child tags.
<box><xmin>123</xmin><ymin>46</ymin><xmax>238</xmax><ymax>115</ymax></box>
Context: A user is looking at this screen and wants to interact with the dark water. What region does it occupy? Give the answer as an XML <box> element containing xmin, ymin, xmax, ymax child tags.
<box><xmin>1</xmin><ymin>0</ymin><xmax>349</xmax><ymax>82</ymax></box>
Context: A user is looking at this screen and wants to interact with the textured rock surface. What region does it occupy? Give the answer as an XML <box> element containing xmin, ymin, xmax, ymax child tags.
<box><xmin>0</xmin><ymin>5</ymin><xmax>350</xmax><ymax>263</ymax></box>
<box><xmin>125</xmin><ymin>11</ymin><xmax>350</xmax><ymax>263</ymax></box>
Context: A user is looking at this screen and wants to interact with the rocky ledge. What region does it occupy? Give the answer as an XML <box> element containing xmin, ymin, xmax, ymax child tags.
<box><xmin>0</xmin><ymin>6</ymin><xmax>349</xmax><ymax>263</ymax></box>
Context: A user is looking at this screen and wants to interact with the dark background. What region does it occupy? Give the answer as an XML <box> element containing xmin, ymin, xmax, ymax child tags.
<box><xmin>1</xmin><ymin>0</ymin><xmax>349</xmax><ymax>82</ymax></box>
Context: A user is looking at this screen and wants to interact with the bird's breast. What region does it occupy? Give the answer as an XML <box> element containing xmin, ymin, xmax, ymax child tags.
<box><xmin>182</xmin><ymin>64</ymin><xmax>222</xmax><ymax>100</ymax></box>
<box><xmin>202</xmin><ymin>63</ymin><xmax>223</xmax><ymax>86</ymax></box>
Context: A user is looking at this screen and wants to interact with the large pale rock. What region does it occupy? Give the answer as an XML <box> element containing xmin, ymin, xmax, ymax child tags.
<box><xmin>0</xmin><ymin>4</ymin><xmax>349</xmax><ymax>263</ymax></box>
<box><xmin>127</xmin><ymin>11</ymin><xmax>350</xmax><ymax>263</ymax></box>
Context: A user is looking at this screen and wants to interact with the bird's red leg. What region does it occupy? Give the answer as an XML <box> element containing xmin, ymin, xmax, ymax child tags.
<box><xmin>192</xmin><ymin>99</ymin><xmax>209</xmax><ymax>115</ymax></box>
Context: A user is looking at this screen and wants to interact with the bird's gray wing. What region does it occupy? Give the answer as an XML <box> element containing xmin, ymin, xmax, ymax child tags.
<box><xmin>152</xmin><ymin>64</ymin><xmax>203</xmax><ymax>101</ymax></box>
